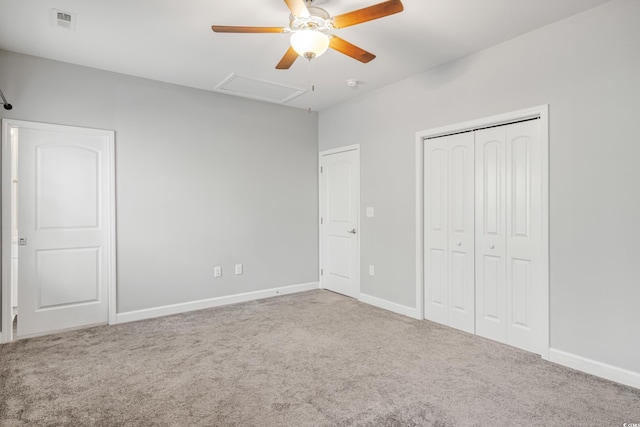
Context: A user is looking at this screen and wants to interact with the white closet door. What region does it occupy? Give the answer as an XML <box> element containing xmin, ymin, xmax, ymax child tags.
<box><xmin>424</xmin><ymin>138</ymin><xmax>449</xmax><ymax>325</ymax></box>
<box><xmin>505</xmin><ymin>120</ymin><xmax>541</xmax><ymax>353</ymax></box>
<box><xmin>424</xmin><ymin>132</ymin><xmax>475</xmax><ymax>333</ymax></box>
<box><xmin>475</xmin><ymin>127</ymin><xmax>508</xmax><ymax>343</ymax></box>
<box><xmin>447</xmin><ymin>133</ymin><xmax>475</xmax><ymax>333</ymax></box>
<box><xmin>475</xmin><ymin>120</ymin><xmax>542</xmax><ymax>351</ymax></box>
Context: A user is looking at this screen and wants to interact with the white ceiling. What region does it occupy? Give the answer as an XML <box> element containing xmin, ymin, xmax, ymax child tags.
<box><xmin>0</xmin><ymin>0</ymin><xmax>611</xmax><ymax>111</ymax></box>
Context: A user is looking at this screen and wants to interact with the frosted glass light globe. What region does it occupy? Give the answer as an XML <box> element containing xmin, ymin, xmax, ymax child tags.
<box><xmin>290</xmin><ymin>30</ymin><xmax>330</xmax><ymax>60</ymax></box>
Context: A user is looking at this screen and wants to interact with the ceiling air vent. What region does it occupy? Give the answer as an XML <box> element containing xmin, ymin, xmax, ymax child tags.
<box><xmin>50</xmin><ymin>9</ymin><xmax>77</xmax><ymax>30</ymax></box>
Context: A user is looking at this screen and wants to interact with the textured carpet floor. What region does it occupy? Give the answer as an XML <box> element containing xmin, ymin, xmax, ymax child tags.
<box><xmin>1</xmin><ymin>290</ymin><xmax>639</xmax><ymax>426</ymax></box>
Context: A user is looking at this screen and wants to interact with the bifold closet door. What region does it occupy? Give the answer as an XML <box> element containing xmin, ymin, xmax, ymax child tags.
<box><xmin>424</xmin><ymin>132</ymin><xmax>475</xmax><ymax>334</ymax></box>
<box><xmin>475</xmin><ymin>120</ymin><xmax>541</xmax><ymax>353</ymax></box>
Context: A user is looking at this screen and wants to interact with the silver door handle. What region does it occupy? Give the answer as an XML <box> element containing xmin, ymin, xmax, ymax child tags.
<box><xmin>348</xmin><ymin>229</ymin><xmax>357</xmax><ymax>234</ymax></box>
<box><xmin>18</xmin><ymin>238</ymin><xmax>27</xmax><ymax>246</ymax></box>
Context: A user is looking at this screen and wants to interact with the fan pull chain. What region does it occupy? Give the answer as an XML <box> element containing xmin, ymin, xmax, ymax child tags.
<box><xmin>307</xmin><ymin>58</ymin><xmax>315</xmax><ymax>114</ymax></box>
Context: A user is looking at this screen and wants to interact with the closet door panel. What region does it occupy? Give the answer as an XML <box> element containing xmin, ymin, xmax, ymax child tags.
<box><xmin>510</xmin><ymin>259</ymin><xmax>532</xmax><ymax>328</ymax></box>
<box><xmin>505</xmin><ymin>120</ymin><xmax>541</xmax><ymax>353</ymax></box>
<box><xmin>475</xmin><ymin>127</ymin><xmax>507</xmax><ymax>343</ymax></box>
<box><xmin>448</xmin><ymin>133</ymin><xmax>475</xmax><ymax>333</ymax></box>
<box><xmin>423</xmin><ymin>116</ymin><xmax>544</xmax><ymax>355</ymax></box>
<box><xmin>424</xmin><ymin>140</ymin><xmax>449</xmax><ymax>325</ymax></box>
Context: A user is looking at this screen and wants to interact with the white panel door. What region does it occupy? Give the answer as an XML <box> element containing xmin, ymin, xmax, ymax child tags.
<box><xmin>475</xmin><ymin>120</ymin><xmax>542</xmax><ymax>351</ymax></box>
<box><xmin>424</xmin><ymin>138</ymin><xmax>449</xmax><ymax>325</ymax></box>
<box><xmin>424</xmin><ymin>132</ymin><xmax>475</xmax><ymax>333</ymax></box>
<box><xmin>505</xmin><ymin>120</ymin><xmax>541</xmax><ymax>353</ymax></box>
<box><xmin>320</xmin><ymin>148</ymin><xmax>359</xmax><ymax>298</ymax></box>
<box><xmin>475</xmin><ymin>127</ymin><xmax>508</xmax><ymax>343</ymax></box>
<box><xmin>447</xmin><ymin>134</ymin><xmax>475</xmax><ymax>333</ymax></box>
<box><xmin>17</xmin><ymin>125</ymin><xmax>113</xmax><ymax>337</ymax></box>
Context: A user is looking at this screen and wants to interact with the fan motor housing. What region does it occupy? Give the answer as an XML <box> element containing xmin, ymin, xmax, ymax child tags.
<box><xmin>289</xmin><ymin>7</ymin><xmax>331</xmax><ymax>32</ymax></box>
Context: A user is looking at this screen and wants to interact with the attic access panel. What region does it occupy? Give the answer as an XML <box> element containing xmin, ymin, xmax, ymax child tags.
<box><xmin>214</xmin><ymin>73</ymin><xmax>306</xmax><ymax>104</ymax></box>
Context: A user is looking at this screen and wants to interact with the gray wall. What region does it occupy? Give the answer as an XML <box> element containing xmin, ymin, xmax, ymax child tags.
<box><xmin>319</xmin><ymin>0</ymin><xmax>640</xmax><ymax>374</ymax></box>
<box><xmin>0</xmin><ymin>49</ymin><xmax>319</xmax><ymax>321</ymax></box>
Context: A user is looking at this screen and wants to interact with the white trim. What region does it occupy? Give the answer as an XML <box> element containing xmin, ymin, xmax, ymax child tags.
<box><xmin>116</xmin><ymin>282</ymin><xmax>320</xmax><ymax>324</ymax></box>
<box><xmin>319</xmin><ymin>143</ymin><xmax>360</xmax><ymax>156</ymax></box>
<box><xmin>539</xmin><ymin>107</ymin><xmax>550</xmax><ymax>360</ymax></box>
<box><xmin>0</xmin><ymin>119</ymin><xmax>117</xmax><ymax>343</ymax></box>
<box><xmin>415</xmin><ymin>133</ymin><xmax>424</xmax><ymax>320</ymax></box>
<box><xmin>106</xmin><ymin>130</ymin><xmax>117</xmax><ymax>326</ymax></box>
<box><xmin>358</xmin><ymin>293</ymin><xmax>421</xmax><ymax>319</ymax></box>
<box><xmin>1</xmin><ymin>120</ymin><xmax>13</xmax><ymax>343</ymax></box>
<box><xmin>415</xmin><ymin>105</ymin><xmax>550</xmax><ymax>357</ymax></box>
<box><xmin>416</xmin><ymin>105</ymin><xmax>547</xmax><ymax>139</ymax></box>
<box><xmin>318</xmin><ymin>151</ymin><xmax>323</xmax><ymax>288</ymax></box>
<box><xmin>318</xmin><ymin>145</ymin><xmax>360</xmax><ymax>298</ymax></box>
<box><xmin>549</xmin><ymin>348</ymin><xmax>640</xmax><ymax>390</ymax></box>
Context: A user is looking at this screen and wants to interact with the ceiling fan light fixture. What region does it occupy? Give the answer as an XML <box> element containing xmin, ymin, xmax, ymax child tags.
<box><xmin>290</xmin><ymin>30</ymin><xmax>329</xmax><ymax>60</ymax></box>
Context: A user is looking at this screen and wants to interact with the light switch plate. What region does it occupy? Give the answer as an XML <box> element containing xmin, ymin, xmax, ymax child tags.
<box><xmin>235</xmin><ymin>264</ymin><xmax>243</xmax><ymax>275</ymax></box>
<box><xmin>366</xmin><ymin>207</ymin><xmax>374</xmax><ymax>217</ymax></box>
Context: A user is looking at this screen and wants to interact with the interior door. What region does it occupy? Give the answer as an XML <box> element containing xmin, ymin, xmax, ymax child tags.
<box><xmin>424</xmin><ymin>138</ymin><xmax>449</xmax><ymax>324</ymax></box>
<box><xmin>320</xmin><ymin>148</ymin><xmax>359</xmax><ymax>298</ymax></box>
<box><xmin>475</xmin><ymin>120</ymin><xmax>541</xmax><ymax>351</ymax></box>
<box><xmin>17</xmin><ymin>124</ymin><xmax>114</xmax><ymax>338</ymax></box>
<box><xmin>475</xmin><ymin>126</ymin><xmax>508</xmax><ymax>343</ymax></box>
<box><xmin>424</xmin><ymin>132</ymin><xmax>475</xmax><ymax>333</ymax></box>
<box><xmin>504</xmin><ymin>120</ymin><xmax>542</xmax><ymax>353</ymax></box>
<box><xmin>446</xmin><ymin>133</ymin><xmax>475</xmax><ymax>333</ymax></box>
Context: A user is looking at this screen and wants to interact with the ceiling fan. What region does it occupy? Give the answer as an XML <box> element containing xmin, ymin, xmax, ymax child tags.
<box><xmin>211</xmin><ymin>0</ymin><xmax>404</xmax><ymax>69</ymax></box>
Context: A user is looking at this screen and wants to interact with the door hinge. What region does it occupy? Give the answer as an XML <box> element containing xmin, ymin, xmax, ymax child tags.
<box><xmin>321</xmin><ymin>269</ymin><xmax>323</xmax><ymax>276</ymax></box>
<box><xmin>320</xmin><ymin>166</ymin><xmax>323</xmax><ymax>173</ymax></box>
<box><xmin>321</xmin><ymin>217</ymin><xmax>323</xmax><ymax>225</ymax></box>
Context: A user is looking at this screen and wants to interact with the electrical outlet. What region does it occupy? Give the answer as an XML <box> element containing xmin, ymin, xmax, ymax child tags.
<box><xmin>235</xmin><ymin>264</ymin><xmax>243</xmax><ymax>275</ymax></box>
<box><xmin>214</xmin><ymin>266</ymin><xmax>222</xmax><ymax>278</ymax></box>
<box><xmin>369</xmin><ymin>265</ymin><xmax>375</xmax><ymax>276</ymax></box>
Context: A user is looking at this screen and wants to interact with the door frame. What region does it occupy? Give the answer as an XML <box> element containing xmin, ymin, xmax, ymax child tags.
<box><xmin>1</xmin><ymin>119</ymin><xmax>117</xmax><ymax>343</ymax></box>
<box><xmin>318</xmin><ymin>144</ymin><xmax>360</xmax><ymax>297</ymax></box>
<box><xmin>415</xmin><ymin>105</ymin><xmax>549</xmax><ymax>359</ymax></box>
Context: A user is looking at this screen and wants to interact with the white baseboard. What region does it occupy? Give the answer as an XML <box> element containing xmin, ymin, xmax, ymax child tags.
<box><xmin>116</xmin><ymin>282</ymin><xmax>319</xmax><ymax>324</ymax></box>
<box><xmin>358</xmin><ymin>293</ymin><xmax>421</xmax><ymax>319</ymax></box>
<box><xmin>549</xmin><ymin>348</ymin><xmax>640</xmax><ymax>389</ymax></box>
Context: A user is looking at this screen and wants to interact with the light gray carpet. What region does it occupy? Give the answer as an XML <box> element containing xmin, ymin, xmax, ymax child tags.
<box><xmin>1</xmin><ymin>290</ymin><xmax>639</xmax><ymax>426</ymax></box>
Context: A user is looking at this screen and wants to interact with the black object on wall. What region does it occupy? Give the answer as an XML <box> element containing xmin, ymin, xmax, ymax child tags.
<box><xmin>0</xmin><ymin>89</ymin><xmax>13</xmax><ymax>110</ymax></box>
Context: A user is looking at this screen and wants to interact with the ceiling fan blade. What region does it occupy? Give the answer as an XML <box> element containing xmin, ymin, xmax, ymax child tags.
<box><xmin>211</xmin><ymin>25</ymin><xmax>287</xmax><ymax>33</ymax></box>
<box><xmin>276</xmin><ymin>47</ymin><xmax>299</xmax><ymax>69</ymax></box>
<box><xmin>331</xmin><ymin>0</ymin><xmax>404</xmax><ymax>29</ymax></box>
<box><xmin>283</xmin><ymin>0</ymin><xmax>310</xmax><ymax>18</ymax></box>
<box><xmin>329</xmin><ymin>36</ymin><xmax>376</xmax><ymax>63</ymax></box>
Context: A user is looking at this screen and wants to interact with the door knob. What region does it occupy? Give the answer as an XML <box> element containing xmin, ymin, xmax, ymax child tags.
<box><xmin>457</xmin><ymin>242</ymin><xmax>462</xmax><ymax>247</ymax></box>
<box><xmin>489</xmin><ymin>245</ymin><xmax>495</xmax><ymax>250</ymax></box>
<box><xmin>348</xmin><ymin>229</ymin><xmax>357</xmax><ymax>234</ymax></box>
